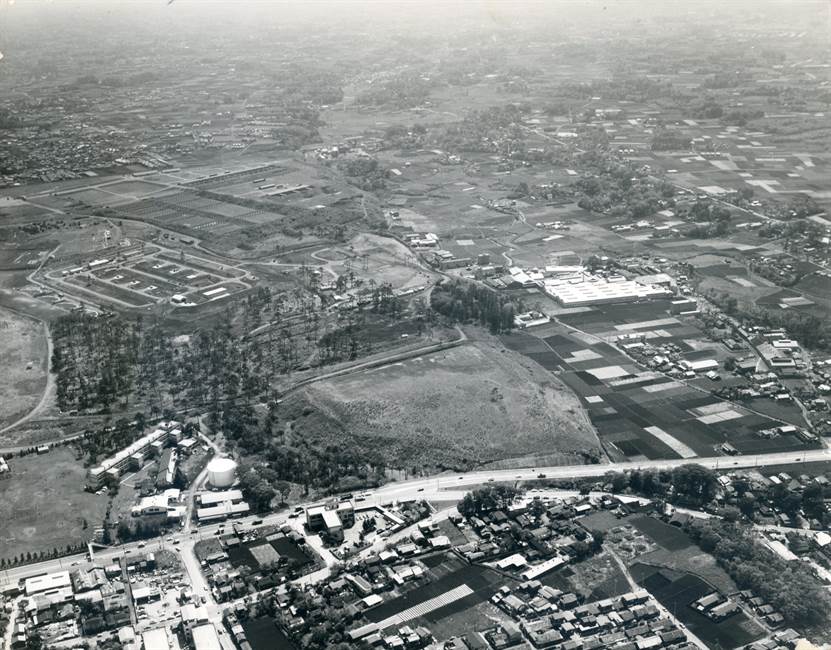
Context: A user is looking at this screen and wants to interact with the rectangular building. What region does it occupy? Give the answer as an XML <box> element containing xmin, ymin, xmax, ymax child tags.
<box><xmin>543</xmin><ymin>276</ymin><xmax>671</xmax><ymax>307</ymax></box>
<box><xmin>197</xmin><ymin>501</ymin><xmax>250</xmax><ymax>522</ymax></box>
<box><xmin>191</xmin><ymin>624</ymin><xmax>222</xmax><ymax>650</ymax></box>
<box><xmin>197</xmin><ymin>489</ymin><xmax>244</xmax><ymax>506</ymax></box>
<box><xmin>25</xmin><ymin>571</ymin><xmax>71</xmax><ymax>597</ymax></box>
<box><xmin>86</xmin><ymin>421</ymin><xmax>181</xmax><ymax>489</ymax></box>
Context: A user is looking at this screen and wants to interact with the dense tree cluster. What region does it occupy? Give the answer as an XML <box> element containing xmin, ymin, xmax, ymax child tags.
<box><xmin>355</xmin><ymin>72</ymin><xmax>435</xmax><ymax>109</ymax></box>
<box><xmin>51</xmin><ymin>283</ymin><xmax>417</xmax><ymax>413</ymax></box>
<box><xmin>573</xmin><ymin>157</ymin><xmax>673</xmax><ymax>220</ymax></box>
<box><xmin>214</xmin><ymin>400</ymin><xmax>386</xmax><ymax>503</ymax></box>
<box><xmin>687</xmin><ymin>520</ymin><xmax>831</xmax><ymax>628</ymax></box>
<box><xmin>337</xmin><ymin>157</ymin><xmax>388</xmax><ymax>191</ymax></box>
<box><xmin>51</xmin><ymin>314</ymin><xmax>139</xmax><ymax>411</ymax></box>
<box><xmin>430</xmin><ymin>279</ymin><xmax>517</xmax><ymax>333</ymax></box>
<box><xmin>458</xmin><ymin>485</ymin><xmax>521</xmax><ymax>518</ymax></box>
<box><xmin>681</xmin><ymin>199</ymin><xmax>732</xmax><ymax>238</ymax></box>
<box><xmin>435</xmin><ymin>104</ymin><xmax>527</xmax><ymax>154</ymax></box>
<box><xmin>604</xmin><ymin>464</ymin><xmax>718</xmax><ymax>508</ymax></box>
<box><xmin>708</xmin><ymin>290</ymin><xmax>831</xmax><ymax>351</ymax></box>
<box><xmin>650</xmin><ymin>129</ymin><xmax>692</xmax><ymax>151</ymax></box>
<box><xmin>558</xmin><ymin>77</ymin><xmax>673</xmax><ymax>103</ymax></box>
<box><xmin>382</xmin><ymin>123</ymin><xmax>428</xmax><ymax>150</ymax></box>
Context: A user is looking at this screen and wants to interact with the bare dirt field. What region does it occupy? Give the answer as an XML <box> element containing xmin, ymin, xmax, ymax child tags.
<box><xmin>0</xmin><ymin>446</ymin><xmax>107</xmax><ymax>562</ymax></box>
<box><xmin>287</xmin><ymin>339</ymin><xmax>602</xmax><ymax>470</ymax></box>
<box><xmin>0</xmin><ymin>308</ymin><xmax>48</xmax><ymax>430</ymax></box>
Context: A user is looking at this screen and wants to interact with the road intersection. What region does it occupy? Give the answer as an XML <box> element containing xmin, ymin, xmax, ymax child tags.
<box><xmin>3</xmin><ymin>446</ymin><xmax>828</xmax><ymax>590</ymax></box>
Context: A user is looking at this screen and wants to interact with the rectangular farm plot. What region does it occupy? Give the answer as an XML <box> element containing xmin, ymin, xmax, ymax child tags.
<box><xmin>374</xmin><ymin>584</ymin><xmax>474</xmax><ymax>630</ymax></box>
<box><xmin>608</xmin><ymin>372</ymin><xmax>664</xmax><ymax>388</ymax></box>
<box><xmin>563</xmin><ymin>348</ymin><xmax>603</xmax><ymax>362</ymax></box>
<box><xmin>614</xmin><ymin>317</ymin><xmax>680</xmax><ymax>331</ymax></box>
<box><xmin>643</xmin><ymin>426</ymin><xmax>697</xmax><ymax>458</ymax></box>
<box><xmin>642</xmin><ymin>381</ymin><xmax>685</xmax><ymax>393</ymax></box>
<box><xmin>585</xmin><ymin>365</ymin><xmax>631</xmax><ymax>380</ymax></box>
<box><xmin>728</xmin><ymin>276</ymin><xmax>756</xmax><ymax>288</ymax></box>
<box><xmin>697</xmin><ymin>409</ymin><xmax>745</xmax><ymax>425</ymax></box>
<box><xmin>692</xmin><ymin>402</ymin><xmax>734</xmax><ymax>417</ymax></box>
<box><xmin>365</xmin><ymin>553</ymin><xmax>501</xmax><ymax>628</ymax></box>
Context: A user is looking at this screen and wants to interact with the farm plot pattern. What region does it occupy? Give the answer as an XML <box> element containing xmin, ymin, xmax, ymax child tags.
<box><xmin>502</xmin><ymin>302</ymin><xmax>818</xmax><ymax>461</ymax></box>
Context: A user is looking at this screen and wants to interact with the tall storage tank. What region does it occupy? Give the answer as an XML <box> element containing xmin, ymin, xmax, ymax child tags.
<box><xmin>206</xmin><ymin>457</ymin><xmax>237</xmax><ymax>488</ymax></box>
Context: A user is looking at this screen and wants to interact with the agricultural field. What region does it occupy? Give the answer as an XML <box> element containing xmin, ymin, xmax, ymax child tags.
<box><xmin>365</xmin><ymin>551</ymin><xmax>510</xmax><ymax>638</ymax></box>
<box><xmin>592</xmin><ymin>513</ymin><xmax>766</xmax><ymax>649</ymax></box>
<box><xmin>556</xmin><ymin>550</ymin><xmax>632</xmax><ymax>601</ymax></box>
<box><xmin>284</xmin><ymin>339</ymin><xmax>602</xmax><ymax>471</ymax></box>
<box><xmin>0</xmin><ymin>308</ymin><xmax>49</xmax><ymax>431</ymax></box>
<box><xmin>242</xmin><ymin>617</ymin><xmax>297</xmax><ymax>650</ymax></box>
<box><xmin>501</xmin><ymin>302</ymin><xmax>818</xmax><ymax>461</ymax></box>
<box><xmin>0</xmin><ymin>446</ymin><xmax>107</xmax><ymax>562</ymax></box>
<box><xmin>633</xmin><ymin>564</ymin><xmax>764</xmax><ymax>649</ymax></box>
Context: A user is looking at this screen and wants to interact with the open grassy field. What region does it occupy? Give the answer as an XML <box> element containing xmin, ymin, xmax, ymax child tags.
<box><xmin>0</xmin><ymin>446</ymin><xmax>107</xmax><ymax>561</ymax></box>
<box><xmin>0</xmin><ymin>308</ymin><xmax>48</xmax><ymax>430</ymax></box>
<box><xmin>285</xmin><ymin>339</ymin><xmax>601</xmax><ymax>470</ymax></box>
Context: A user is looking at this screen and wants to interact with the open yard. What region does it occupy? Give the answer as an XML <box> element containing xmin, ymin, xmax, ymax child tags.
<box><xmin>0</xmin><ymin>446</ymin><xmax>107</xmax><ymax>562</ymax></box>
<box><xmin>288</xmin><ymin>339</ymin><xmax>602</xmax><ymax>470</ymax></box>
<box><xmin>0</xmin><ymin>308</ymin><xmax>49</xmax><ymax>431</ymax></box>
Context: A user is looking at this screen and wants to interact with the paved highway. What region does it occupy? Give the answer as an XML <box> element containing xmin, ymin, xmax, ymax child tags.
<box><xmin>370</xmin><ymin>448</ymin><xmax>831</xmax><ymax>500</ymax></box>
<box><xmin>2</xmin><ymin>445</ymin><xmax>829</xmax><ymax>626</ymax></box>
<box><xmin>3</xmin><ymin>448</ymin><xmax>829</xmax><ymax>587</ymax></box>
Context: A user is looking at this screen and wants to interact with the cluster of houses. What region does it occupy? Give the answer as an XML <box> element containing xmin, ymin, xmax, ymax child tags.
<box><xmin>195</xmin><ymin>525</ymin><xmax>317</xmax><ymax>603</ymax></box>
<box><xmin>745</xmin><ymin>628</ymin><xmax>822</xmax><ymax>650</ymax></box>
<box><xmin>267</xmin><ymin>552</ymin><xmax>440</xmax><ymax>647</ymax></box>
<box><xmin>2</xmin><ymin>554</ymin><xmax>220</xmax><ymax>650</ymax></box>
<box><xmin>713</xmin><ymin>470</ymin><xmax>829</xmax><ymax>529</ymax></box>
<box><xmin>735</xmin><ymin>590</ymin><xmax>786</xmax><ymax>629</ymax></box>
<box><xmin>485</xmin><ymin>587</ymin><xmax>695</xmax><ymax>650</ymax></box>
<box><xmin>691</xmin><ymin>592</ymin><xmax>738</xmax><ymax>622</ymax></box>
<box><xmin>620</xmin><ymin>336</ymin><xmax>722</xmax><ymax>381</ymax></box>
<box><xmin>451</xmin><ymin>494</ymin><xmax>625</xmax><ymax>572</ymax></box>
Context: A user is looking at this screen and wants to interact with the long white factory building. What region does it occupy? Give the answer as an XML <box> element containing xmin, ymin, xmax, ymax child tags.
<box><xmin>543</xmin><ymin>275</ymin><xmax>672</xmax><ymax>307</ymax></box>
<box><xmin>86</xmin><ymin>420</ymin><xmax>183</xmax><ymax>489</ymax></box>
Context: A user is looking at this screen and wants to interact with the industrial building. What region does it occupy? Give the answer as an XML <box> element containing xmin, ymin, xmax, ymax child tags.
<box><xmin>430</xmin><ymin>249</ymin><xmax>472</xmax><ymax>270</ymax></box>
<box><xmin>131</xmin><ymin>488</ymin><xmax>185</xmax><ymax>519</ymax></box>
<box><xmin>86</xmin><ymin>421</ymin><xmax>184</xmax><ymax>490</ymax></box>
<box><xmin>305</xmin><ymin>501</ymin><xmax>354</xmax><ymax>541</ymax></box>
<box><xmin>25</xmin><ymin>571</ymin><xmax>71</xmax><ymax>597</ymax></box>
<box><xmin>191</xmin><ymin>623</ymin><xmax>222</xmax><ymax>650</ymax></box>
<box><xmin>543</xmin><ymin>275</ymin><xmax>672</xmax><ymax>307</ymax></box>
<box><xmin>141</xmin><ymin>626</ymin><xmax>181</xmax><ymax>650</ymax></box>
<box><xmin>155</xmin><ymin>448</ymin><xmax>178</xmax><ymax>489</ymax></box>
<box><xmin>195</xmin><ymin>489</ymin><xmax>249</xmax><ymax>522</ymax></box>
<box><xmin>670</xmin><ymin>298</ymin><xmax>698</xmax><ymax>314</ymax></box>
